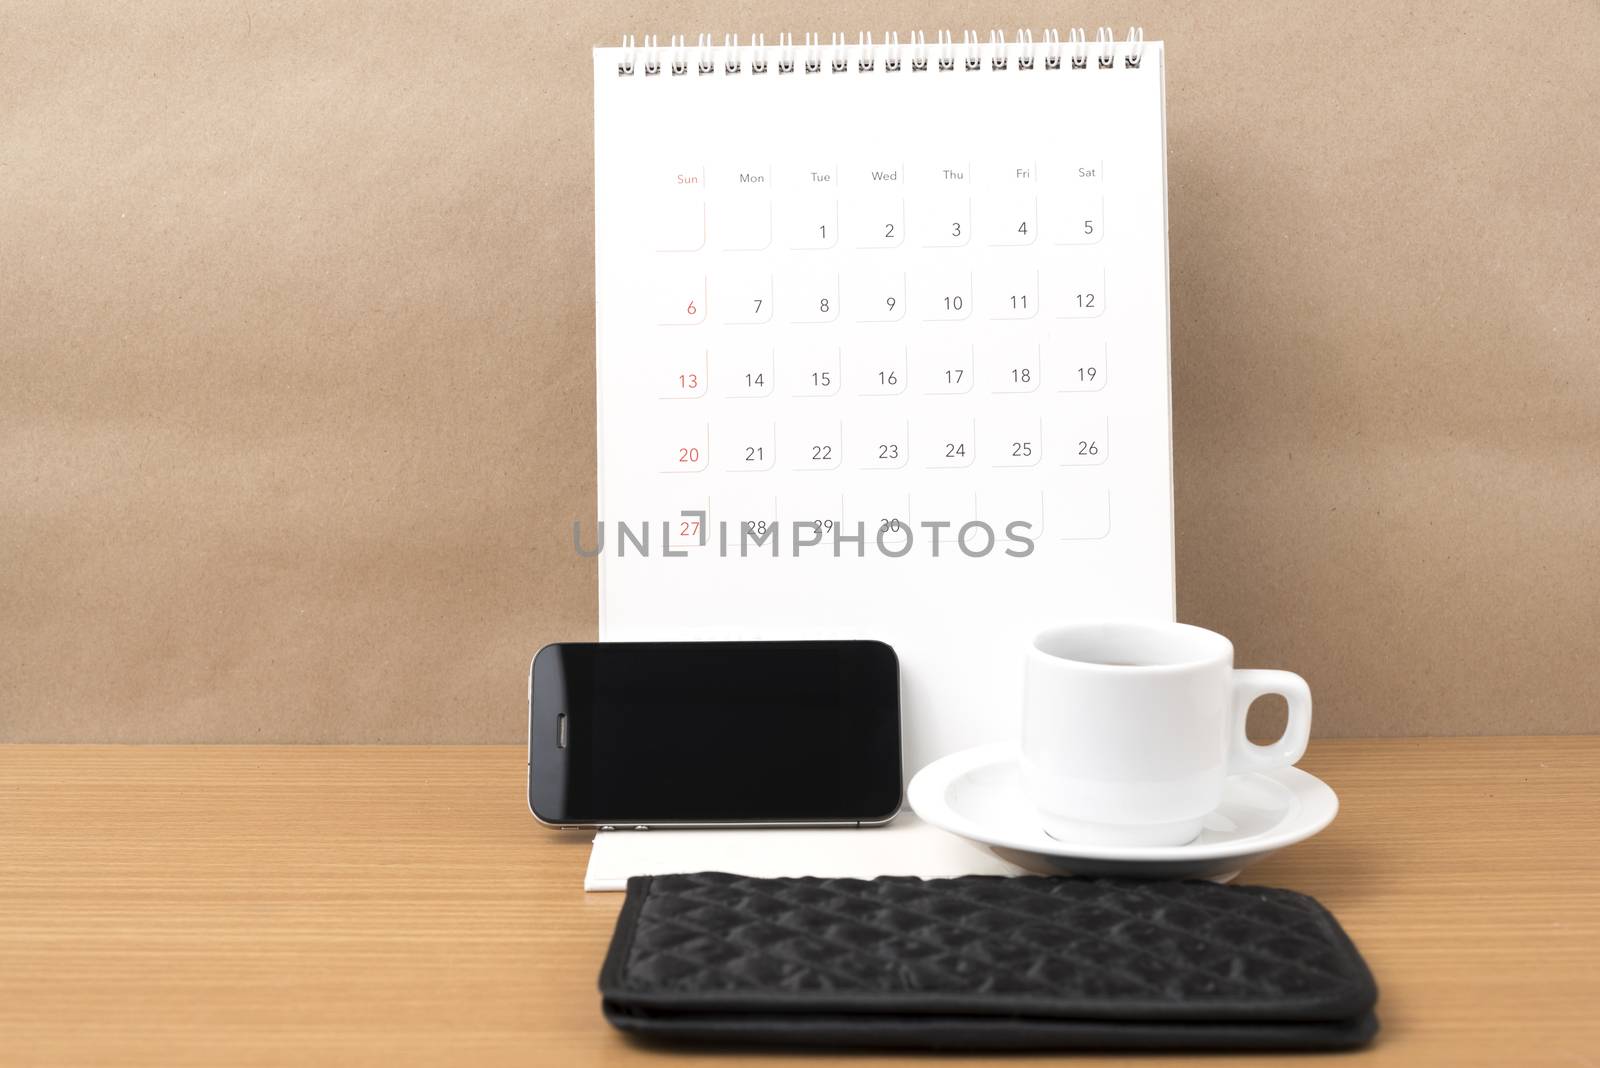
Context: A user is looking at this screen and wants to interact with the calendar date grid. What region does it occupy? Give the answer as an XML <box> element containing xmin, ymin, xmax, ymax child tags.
<box><xmin>615</xmin><ymin>155</ymin><xmax>1127</xmax><ymax>550</ymax></box>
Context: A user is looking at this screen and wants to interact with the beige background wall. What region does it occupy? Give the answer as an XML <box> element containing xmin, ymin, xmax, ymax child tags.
<box><xmin>3</xmin><ymin>1</ymin><xmax>1597</xmax><ymax>742</ymax></box>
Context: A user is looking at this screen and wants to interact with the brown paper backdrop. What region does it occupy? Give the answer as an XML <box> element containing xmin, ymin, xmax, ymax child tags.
<box><xmin>3</xmin><ymin>1</ymin><xmax>1597</xmax><ymax>742</ymax></box>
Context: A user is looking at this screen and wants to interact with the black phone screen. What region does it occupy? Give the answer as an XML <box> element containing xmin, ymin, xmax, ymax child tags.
<box><xmin>528</xmin><ymin>641</ymin><xmax>901</xmax><ymax>825</ymax></box>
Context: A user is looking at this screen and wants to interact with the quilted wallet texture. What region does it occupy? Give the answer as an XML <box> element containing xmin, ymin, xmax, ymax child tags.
<box><xmin>599</xmin><ymin>872</ymin><xmax>1378</xmax><ymax>1051</ymax></box>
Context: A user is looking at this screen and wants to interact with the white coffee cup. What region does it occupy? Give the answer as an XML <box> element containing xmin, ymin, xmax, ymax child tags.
<box><xmin>1021</xmin><ymin>621</ymin><xmax>1312</xmax><ymax>847</ymax></box>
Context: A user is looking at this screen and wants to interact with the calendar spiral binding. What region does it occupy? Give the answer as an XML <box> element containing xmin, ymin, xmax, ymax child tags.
<box><xmin>617</xmin><ymin>28</ymin><xmax>1145</xmax><ymax>77</ymax></box>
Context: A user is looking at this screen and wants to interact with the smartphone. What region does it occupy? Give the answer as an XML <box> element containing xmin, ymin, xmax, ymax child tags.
<box><xmin>527</xmin><ymin>640</ymin><xmax>902</xmax><ymax>828</ymax></box>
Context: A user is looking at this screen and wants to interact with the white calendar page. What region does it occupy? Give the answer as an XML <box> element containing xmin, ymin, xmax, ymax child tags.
<box><xmin>592</xmin><ymin>37</ymin><xmax>1173</xmax><ymax>777</ymax></box>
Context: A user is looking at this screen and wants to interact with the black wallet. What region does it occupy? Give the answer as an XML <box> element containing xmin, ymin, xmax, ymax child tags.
<box><xmin>599</xmin><ymin>872</ymin><xmax>1378</xmax><ymax>1051</ymax></box>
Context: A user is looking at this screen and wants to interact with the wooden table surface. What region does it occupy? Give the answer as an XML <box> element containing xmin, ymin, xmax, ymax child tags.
<box><xmin>2</xmin><ymin>739</ymin><xmax>1597</xmax><ymax>1067</ymax></box>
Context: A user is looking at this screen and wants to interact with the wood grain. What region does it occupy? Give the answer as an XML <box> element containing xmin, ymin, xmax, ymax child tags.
<box><xmin>2</xmin><ymin>739</ymin><xmax>1597</xmax><ymax>1066</ymax></box>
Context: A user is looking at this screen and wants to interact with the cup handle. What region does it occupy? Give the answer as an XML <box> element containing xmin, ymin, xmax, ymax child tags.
<box><xmin>1228</xmin><ymin>669</ymin><xmax>1313</xmax><ymax>774</ymax></box>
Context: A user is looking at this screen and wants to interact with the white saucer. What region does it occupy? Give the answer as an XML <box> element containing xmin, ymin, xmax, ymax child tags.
<box><xmin>907</xmin><ymin>742</ymin><xmax>1339</xmax><ymax>881</ymax></box>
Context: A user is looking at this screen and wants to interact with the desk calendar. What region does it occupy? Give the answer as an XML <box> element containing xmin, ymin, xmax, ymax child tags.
<box><xmin>592</xmin><ymin>29</ymin><xmax>1174</xmax><ymax>775</ymax></box>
